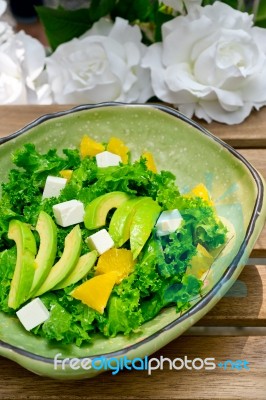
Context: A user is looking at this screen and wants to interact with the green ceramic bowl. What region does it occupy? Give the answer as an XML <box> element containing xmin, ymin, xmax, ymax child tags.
<box><xmin>0</xmin><ymin>103</ymin><xmax>265</xmax><ymax>379</ymax></box>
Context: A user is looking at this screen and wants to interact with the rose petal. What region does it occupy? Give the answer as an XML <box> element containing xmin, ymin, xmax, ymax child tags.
<box><xmin>15</xmin><ymin>31</ymin><xmax>46</xmax><ymax>82</ymax></box>
<box><xmin>81</xmin><ymin>17</ymin><xmax>113</xmax><ymax>38</ymax></box>
<box><xmin>46</xmin><ymin>17</ymin><xmax>152</xmax><ymax>104</ymax></box>
<box><xmin>0</xmin><ymin>0</ymin><xmax>7</xmax><ymax>17</ymax></box>
<box><xmin>109</xmin><ymin>17</ymin><xmax>142</xmax><ymax>44</ymax></box>
<box><xmin>198</xmin><ymin>100</ymin><xmax>253</xmax><ymax>124</ymax></box>
<box><xmin>146</xmin><ymin>2</ymin><xmax>266</xmax><ymax>124</ymax></box>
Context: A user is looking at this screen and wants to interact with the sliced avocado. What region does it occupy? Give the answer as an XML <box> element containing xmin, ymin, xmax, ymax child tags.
<box><xmin>8</xmin><ymin>220</ymin><xmax>37</xmax><ymax>310</ymax></box>
<box><xmin>35</xmin><ymin>225</ymin><xmax>82</xmax><ymax>296</ymax></box>
<box><xmin>53</xmin><ymin>250</ymin><xmax>98</xmax><ymax>289</ymax></box>
<box><xmin>30</xmin><ymin>211</ymin><xmax>57</xmax><ymax>297</ymax></box>
<box><xmin>84</xmin><ymin>191</ymin><xmax>131</xmax><ymax>230</ymax></box>
<box><xmin>130</xmin><ymin>198</ymin><xmax>161</xmax><ymax>259</ymax></box>
<box><xmin>186</xmin><ymin>244</ymin><xmax>214</xmax><ymax>278</ymax></box>
<box><xmin>109</xmin><ymin>197</ymin><xmax>148</xmax><ymax>247</ymax></box>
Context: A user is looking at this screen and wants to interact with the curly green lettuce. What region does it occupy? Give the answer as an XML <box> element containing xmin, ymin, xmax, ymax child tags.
<box><xmin>0</xmin><ymin>144</ymin><xmax>227</xmax><ymax>346</ymax></box>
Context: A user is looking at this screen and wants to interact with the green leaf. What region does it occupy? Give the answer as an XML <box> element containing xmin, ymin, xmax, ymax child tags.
<box><xmin>111</xmin><ymin>0</ymin><xmax>154</xmax><ymax>22</ymax></box>
<box><xmin>0</xmin><ymin>247</ymin><xmax>17</xmax><ymax>314</ymax></box>
<box><xmin>36</xmin><ymin>6</ymin><xmax>93</xmax><ymax>50</ymax></box>
<box><xmin>89</xmin><ymin>0</ymin><xmax>117</xmax><ymax>21</ymax></box>
<box><xmin>154</xmin><ymin>8</ymin><xmax>174</xmax><ymax>42</ymax></box>
<box><xmin>36</xmin><ymin>1</ymin><xmax>118</xmax><ymax>50</ymax></box>
<box><xmin>254</xmin><ymin>1</ymin><xmax>266</xmax><ymax>25</ymax></box>
<box><xmin>102</xmin><ymin>294</ymin><xmax>143</xmax><ymax>337</ymax></box>
<box><xmin>216</xmin><ymin>0</ymin><xmax>239</xmax><ymax>10</ymax></box>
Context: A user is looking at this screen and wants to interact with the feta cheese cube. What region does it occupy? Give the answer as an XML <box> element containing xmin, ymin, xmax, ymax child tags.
<box><xmin>87</xmin><ymin>229</ymin><xmax>114</xmax><ymax>255</ymax></box>
<box><xmin>42</xmin><ymin>176</ymin><xmax>67</xmax><ymax>199</ymax></box>
<box><xmin>156</xmin><ymin>209</ymin><xmax>183</xmax><ymax>236</ymax></box>
<box><xmin>53</xmin><ymin>200</ymin><xmax>85</xmax><ymax>227</ymax></box>
<box><xmin>16</xmin><ymin>298</ymin><xmax>50</xmax><ymax>331</ymax></box>
<box><xmin>96</xmin><ymin>151</ymin><xmax>122</xmax><ymax>168</ymax></box>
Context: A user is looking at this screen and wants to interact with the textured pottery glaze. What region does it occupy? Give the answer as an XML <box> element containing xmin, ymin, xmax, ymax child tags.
<box><xmin>0</xmin><ymin>103</ymin><xmax>265</xmax><ymax>379</ymax></box>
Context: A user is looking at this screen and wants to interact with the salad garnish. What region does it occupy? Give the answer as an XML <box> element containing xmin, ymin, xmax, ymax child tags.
<box><xmin>0</xmin><ymin>135</ymin><xmax>227</xmax><ymax>346</ymax></box>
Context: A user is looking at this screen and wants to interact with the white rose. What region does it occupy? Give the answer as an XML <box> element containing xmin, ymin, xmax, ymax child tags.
<box><xmin>46</xmin><ymin>17</ymin><xmax>153</xmax><ymax>104</ymax></box>
<box><xmin>0</xmin><ymin>0</ymin><xmax>6</xmax><ymax>14</ymax></box>
<box><xmin>0</xmin><ymin>0</ymin><xmax>14</xmax><ymax>45</ymax></box>
<box><xmin>0</xmin><ymin>31</ymin><xmax>50</xmax><ymax>104</ymax></box>
<box><xmin>143</xmin><ymin>2</ymin><xmax>266</xmax><ymax>124</ymax></box>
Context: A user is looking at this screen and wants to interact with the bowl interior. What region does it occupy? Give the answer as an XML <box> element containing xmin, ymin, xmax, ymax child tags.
<box><xmin>0</xmin><ymin>104</ymin><xmax>262</xmax><ymax>362</ymax></box>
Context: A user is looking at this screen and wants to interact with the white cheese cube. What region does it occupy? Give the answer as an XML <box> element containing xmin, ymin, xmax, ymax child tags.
<box><xmin>156</xmin><ymin>209</ymin><xmax>183</xmax><ymax>236</ymax></box>
<box><xmin>53</xmin><ymin>200</ymin><xmax>85</xmax><ymax>227</ymax></box>
<box><xmin>16</xmin><ymin>298</ymin><xmax>50</xmax><ymax>331</ymax></box>
<box><xmin>87</xmin><ymin>228</ymin><xmax>114</xmax><ymax>255</ymax></box>
<box><xmin>96</xmin><ymin>151</ymin><xmax>122</xmax><ymax>168</ymax></box>
<box><xmin>42</xmin><ymin>176</ymin><xmax>67</xmax><ymax>199</ymax></box>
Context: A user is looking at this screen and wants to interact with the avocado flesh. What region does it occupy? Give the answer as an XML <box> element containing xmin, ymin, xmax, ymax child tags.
<box><xmin>130</xmin><ymin>198</ymin><xmax>161</xmax><ymax>259</ymax></box>
<box><xmin>8</xmin><ymin>220</ymin><xmax>37</xmax><ymax>310</ymax></box>
<box><xmin>54</xmin><ymin>250</ymin><xmax>98</xmax><ymax>289</ymax></box>
<box><xmin>35</xmin><ymin>225</ymin><xmax>82</xmax><ymax>296</ymax></box>
<box><xmin>186</xmin><ymin>244</ymin><xmax>214</xmax><ymax>278</ymax></box>
<box><xmin>84</xmin><ymin>191</ymin><xmax>131</xmax><ymax>230</ymax></box>
<box><xmin>30</xmin><ymin>211</ymin><xmax>57</xmax><ymax>297</ymax></box>
<box><xmin>109</xmin><ymin>197</ymin><xmax>149</xmax><ymax>247</ymax></box>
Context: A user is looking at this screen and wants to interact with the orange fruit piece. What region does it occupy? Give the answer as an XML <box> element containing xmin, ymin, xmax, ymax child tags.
<box><xmin>95</xmin><ymin>248</ymin><xmax>135</xmax><ymax>284</ymax></box>
<box><xmin>142</xmin><ymin>151</ymin><xmax>157</xmax><ymax>173</ymax></box>
<box><xmin>59</xmin><ymin>170</ymin><xmax>73</xmax><ymax>181</ymax></box>
<box><xmin>107</xmin><ymin>137</ymin><xmax>129</xmax><ymax>164</ymax></box>
<box><xmin>190</xmin><ymin>183</ymin><xmax>213</xmax><ymax>206</ymax></box>
<box><xmin>70</xmin><ymin>271</ymin><xmax>117</xmax><ymax>314</ymax></box>
<box><xmin>80</xmin><ymin>135</ymin><xmax>105</xmax><ymax>158</ymax></box>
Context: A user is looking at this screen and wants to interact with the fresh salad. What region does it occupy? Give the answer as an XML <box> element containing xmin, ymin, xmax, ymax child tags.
<box><xmin>0</xmin><ymin>135</ymin><xmax>227</xmax><ymax>346</ymax></box>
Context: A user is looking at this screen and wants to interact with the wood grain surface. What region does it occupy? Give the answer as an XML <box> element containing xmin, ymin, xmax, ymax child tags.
<box><xmin>0</xmin><ymin>335</ymin><xmax>265</xmax><ymax>400</ymax></box>
<box><xmin>0</xmin><ymin>106</ymin><xmax>265</xmax><ymax>258</ymax></box>
<box><xmin>0</xmin><ymin>106</ymin><xmax>266</xmax><ymax>399</ymax></box>
<box><xmin>199</xmin><ymin>106</ymin><xmax>266</xmax><ymax>148</ymax></box>
<box><xmin>0</xmin><ymin>105</ymin><xmax>266</xmax><ymax>148</ymax></box>
<box><xmin>200</xmin><ymin>265</ymin><xmax>266</xmax><ymax>326</ymax></box>
<box><xmin>237</xmin><ymin>150</ymin><xmax>266</xmax><ymax>258</ymax></box>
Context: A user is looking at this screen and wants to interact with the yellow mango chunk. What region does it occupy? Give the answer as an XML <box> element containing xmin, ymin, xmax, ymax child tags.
<box><xmin>70</xmin><ymin>272</ymin><xmax>117</xmax><ymax>314</ymax></box>
<box><xmin>190</xmin><ymin>183</ymin><xmax>213</xmax><ymax>206</ymax></box>
<box><xmin>95</xmin><ymin>248</ymin><xmax>135</xmax><ymax>284</ymax></box>
<box><xmin>142</xmin><ymin>151</ymin><xmax>157</xmax><ymax>173</ymax></box>
<box><xmin>59</xmin><ymin>170</ymin><xmax>73</xmax><ymax>181</ymax></box>
<box><xmin>107</xmin><ymin>137</ymin><xmax>129</xmax><ymax>164</ymax></box>
<box><xmin>80</xmin><ymin>135</ymin><xmax>105</xmax><ymax>158</ymax></box>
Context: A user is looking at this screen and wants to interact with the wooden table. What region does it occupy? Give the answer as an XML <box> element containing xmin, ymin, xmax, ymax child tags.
<box><xmin>0</xmin><ymin>105</ymin><xmax>265</xmax><ymax>400</ymax></box>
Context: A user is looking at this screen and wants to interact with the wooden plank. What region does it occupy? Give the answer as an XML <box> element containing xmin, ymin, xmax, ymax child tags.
<box><xmin>0</xmin><ymin>105</ymin><xmax>69</xmax><ymax>138</ymax></box>
<box><xmin>197</xmin><ymin>106</ymin><xmax>266</xmax><ymax>148</ymax></box>
<box><xmin>0</xmin><ymin>111</ymin><xmax>265</xmax><ymax>185</ymax></box>
<box><xmin>0</xmin><ymin>109</ymin><xmax>265</xmax><ymax>257</ymax></box>
<box><xmin>200</xmin><ymin>265</ymin><xmax>266</xmax><ymax>327</ymax></box>
<box><xmin>238</xmin><ymin>149</ymin><xmax>266</xmax><ymax>179</ymax></box>
<box><xmin>237</xmin><ymin>150</ymin><xmax>266</xmax><ymax>258</ymax></box>
<box><xmin>0</xmin><ymin>335</ymin><xmax>265</xmax><ymax>399</ymax></box>
<box><xmin>0</xmin><ymin>105</ymin><xmax>266</xmax><ymax>148</ymax></box>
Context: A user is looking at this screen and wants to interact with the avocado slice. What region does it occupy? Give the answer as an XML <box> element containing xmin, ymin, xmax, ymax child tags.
<box><xmin>30</xmin><ymin>211</ymin><xmax>57</xmax><ymax>297</ymax></box>
<box><xmin>186</xmin><ymin>244</ymin><xmax>214</xmax><ymax>278</ymax></box>
<box><xmin>130</xmin><ymin>198</ymin><xmax>161</xmax><ymax>259</ymax></box>
<box><xmin>84</xmin><ymin>191</ymin><xmax>131</xmax><ymax>230</ymax></box>
<box><xmin>8</xmin><ymin>220</ymin><xmax>37</xmax><ymax>310</ymax></box>
<box><xmin>35</xmin><ymin>225</ymin><xmax>82</xmax><ymax>296</ymax></box>
<box><xmin>53</xmin><ymin>250</ymin><xmax>98</xmax><ymax>289</ymax></box>
<box><xmin>109</xmin><ymin>197</ymin><xmax>147</xmax><ymax>247</ymax></box>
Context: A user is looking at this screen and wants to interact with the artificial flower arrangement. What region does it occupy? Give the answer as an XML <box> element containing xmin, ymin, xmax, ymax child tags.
<box><xmin>0</xmin><ymin>0</ymin><xmax>266</xmax><ymax>124</ymax></box>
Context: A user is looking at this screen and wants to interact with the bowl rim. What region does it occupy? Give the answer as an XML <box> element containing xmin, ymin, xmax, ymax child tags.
<box><xmin>0</xmin><ymin>101</ymin><xmax>264</xmax><ymax>364</ymax></box>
